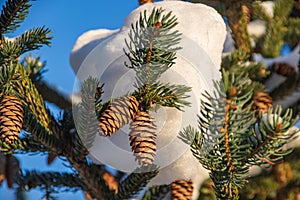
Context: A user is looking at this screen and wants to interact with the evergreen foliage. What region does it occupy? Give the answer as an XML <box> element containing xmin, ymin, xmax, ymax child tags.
<box><xmin>0</xmin><ymin>0</ymin><xmax>31</xmax><ymax>34</ymax></box>
<box><xmin>124</xmin><ymin>7</ymin><xmax>191</xmax><ymax>111</ymax></box>
<box><xmin>141</xmin><ymin>184</ymin><xmax>170</xmax><ymax>200</ymax></box>
<box><xmin>74</xmin><ymin>77</ymin><xmax>101</xmax><ymax>150</ymax></box>
<box><xmin>179</xmin><ymin>69</ymin><xmax>297</xmax><ymax>199</ymax></box>
<box><xmin>0</xmin><ymin>0</ymin><xmax>299</xmax><ymax>199</ymax></box>
<box><xmin>253</xmin><ymin>0</ymin><xmax>300</xmax><ymax>57</ymax></box>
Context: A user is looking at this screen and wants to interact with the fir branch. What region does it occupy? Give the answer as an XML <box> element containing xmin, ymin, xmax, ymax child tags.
<box><xmin>16</xmin><ymin>26</ymin><xmax>52</xmax><ymax>53</ymax></box>
<box><xmin>36</xmin><ymin>80</ymin><xmax>72</xmax><ymax>109</ymax></box>
<box><xmin>180</xmin><ymin>71</ymin><xmax>259</xmax><ymax>199</ymax></box>
<box><xmin>59</xmin><ymin>109</ymin><xmax>88</xmax><ymax>160</ymax></box>
<box><xmin>153</xmin><ymin>83</ymin><xmax>191</xmax><ymax>110</ymax></box>
<box><xmin>284</xmin><ymin>17</ymin><xmax>300</xmax><ymax>46</ymax></box>
<box><xmin>0</xmin><ymin>27</ymin><xmax>51</xmax><ymax>65</ymax></box>
<box><xmin>222</xmin><ymin>51</ymin><xmax>269</xmax><ymax>81</ymax></box>
<box><xmin>74</xmin><ymin>77</ymin><xmax>101</xmax><ymax>149</ymax></box>
<box><xmin>253</xmin><ymin>1</ymin><xmax>272</xmax><ymax>22</ymax></box>
<box><xmin>115</xmin><ymin>165</ymin><xmax>159</xmax><ymax>200</ymax></box>
<box><xmin>21</xmin><ymin>55</ymin><xmax>46</xmax><ymax>83</ymax></box>
<box><xmin>245</xmin><ymin>107</ymin><xmax>298</xmax><ymax>166</ymax></box>
<box><xmin>15</xmin><ymin>187</ymin><xmax>26</xmax><ymax>200</ymax></box>
<box><xmin>0</xmin><ymin>64</ymin><xmax>20</xmax><ymax>93</ymax></box>
<box><xmin>181</xmin><ymin>69</ymin><xmax>298</xmax><ymax>199</ymax></box>
<box><xmin>13</xmin><ymin>64</ymin><xmax>50</xmax><ymax>127</ymax></box>
<box><xmin>20</xmin><ymin>135</ymin><xmax>50</xmax><ymax>153</ymax></box>
<box><xmin>226</xmin><ymin>2</ymin><xmax>252</xmax><ymax>54</ymax></box>
<box><xmin>67</xmin><ymin>158</ymin><xmax>116</xmax><ymax>200</ymax></box>
<box><xmin>17</xmin><ymin>170</ymin><xmax>88</xmax><ymax>191</ymax></box>
<box><xmin>262</xmin><ymin>19</ymin><xmax>285</xmax><ymax>58</ymax></box>
<box><xmin>23</xmin><ymin>106</ymin><xmax>114</xmax><ymax>199</ymax></box>
<box><xmin>1</xmin><ymin>63</ymin><xmax>50</xmax><ymax>129</ymax></box>
<box><xmin>256</xmin><ymin>0</ymin><xmax>294</xmax><ymax>58</ymax></box>
<box><xmin>0</xmin><ymin>138</ymin><xmax>26</xmax><ymax>153</ymax></box>
<box><xmin>0</xmin><ymin>38</ymin><xmax>22</xmax><ymax>64</ymax></box>
<box><xmin>22</xmin><ymin>109</ymin><xmax>63</xmax><ymax>154</ymax></box>
<box><xmin>124</xmin><ymin>7</ymin><xmax>190</xmax><ymax>113</ymax></box>
<box><xmin>141</xmin><ymin>184</ymin><xmax>170</xmax><ymax>200</ymax></box>
<box><xmin>0</xmin><ymin>0</ymin><xmax>31</xmax><ymax>34</ymax></box>
<box><xmin>133</xmin><ymin>82</ymin><xmax>191</xmax><ymax>111</ymax></box>
<box><xmin>273</xmin><ymin>0</ymin><xmax>294</xmax><ymax>19</ymax></box>
<box><xmin>124</xmin><ymin>7</ymin><xmax>181</xmax><ymax>86</ymax></box>
<box><xmin>0</xmin><ymin>132</ymin><xmax>50</xmax><ymax>153</ymax></box>
<box><xmin>222</xmin><ymin>99</ymin><xmax>234</xmax><ymax>172</ymax></box>
<box><xmin>179</xmin><ymin>125</ymin><xmax>202</xmax><ymax>147</ymax></box>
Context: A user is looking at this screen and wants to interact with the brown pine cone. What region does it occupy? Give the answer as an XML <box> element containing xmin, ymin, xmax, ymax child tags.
<box><xmin>99</xmin><ymin>96</ymin><xmax>139</xmax><ymax>136</ymax></box>
<box><xmin>171</xmin><ymin>180</ymin><xmax>194</xmax><ymax>200</ymax></box>
<box><xmin>0</xmin><ymin>95</ymin><xmax>23</xmax><ymax>144</ymax></box>
<box><xmin>102</xmin><ymin>171</ymin><xmax>118</xmax><ymax>193</ymax></box>
<box><xmin>129</xmin><ymin>111</ymin><xmax>156</xmax><ymax>166</ymax></box>
<box><xmin>252</xmin><ymin>92</ymin><xmax>273</xmax><ymax>117</ymax></box>
<box><xmin>47</xmin><ymin>153</ymin><xmax>57</xmax><ymax>165</ymax></box>
<box><xmin>84</xmin><ymin>192</ymin><xmax>92</xmax><ymax>200</ymax></box>
<box><xmin>139</xmin><ymin>0</ymin><xmax>154</xmax><ymax>5</ymax></box>
<box><xmin>273</xmin><ymin>63</ymin><xmax>296</xmax><ymax>77</ymax></box>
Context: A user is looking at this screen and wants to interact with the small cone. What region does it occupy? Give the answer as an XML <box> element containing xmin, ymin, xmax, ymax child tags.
<box><xmin>273</xmin><ymin>63</ymin><xmax>295</xmax><ymax>77</ymax></box>
<box><xmin>273</xmin><ymin>162</ymin><xmax>293</xmax><ymax>186</ymax></box>
<box><xmin>171</xmin><ymin>180</ymin><xmax>193</xmax><ymax>200</ymax></box>
<box><xmin>129</xmin><ymin>111</ymin><xmax>156</xmax><ymax>166</ymax></box>
<box><xmin>84</xmin><ymin>192</ymin><xmax>92</xmax><ymax>200</ymax></box>
<box><xmin>5</xmin><ymin>154</ymin><xmax>20</xmax><ymax>188</ymax></box>
<box><xmin>99</xmin><ymin>96</ymin><xmax>139</xmax><ymax>136</ymax></box>
<box><xmin>0</xmin><ymin>95</ymin><xmax>23</xmax><ymax>144</ymax></box>
<box><xmin>241</xmin><ymin>5</ymin><xmax>250</xmax><ymax>23</ymax></box>
<box><xmin>47</xmin><ymin>153</ymin><xmax>57</xmax><ymax>165</ymax></box>
<box><xmin>102</xmin><ymin>171</ymin><xmax>118</xmax><ymax>193</ymax></box>
<box><xmin>0</xmin><ymin>152</ymin><xmax>6</xmax><ymax>186</ymax></box>
<box><xmin>252</xmin><ymin>92</ymin><xmax>273</xmax><ymax>117</ymax></box>
<box><xmin>139</xmin><ymin>0</ymin><xmax>154</xmax><ymax>5</ymax></box>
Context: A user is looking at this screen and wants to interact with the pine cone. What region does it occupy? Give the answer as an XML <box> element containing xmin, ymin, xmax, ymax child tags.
<box><xmin>252</xmin><ymin>92</ymin><xmax>273</xmax><ymax>117</ymax></box>
<box><xmin>84</xmin><ymin>192</ymin><xmax>92</xmax><ymax>200</ymax></box>
<box><xmin>47</xmin><ymin>153</ymin><xmax>57</xmax><ymax>165</ymax></box>
<box><xmin>139</xmin><ymin>0</ymin><xmax>154</xmax><ymax>5</ymax></box>
<box><xmin>129</xmin><ymin>111</ymin><xmax>156</xmax><ymax>166</ymax></box>
<box><xmin>102</xmin><ymin>171</ymin><xmax>118</xmax><ymax>193</ymax></box>
<box><xmin>273</xmin><ymin>162</ymin><xmax>293</xmax><ymax>186</ymax></box>
<box><xmin>273</xmin><ymin>63</ymin><xmax>295</xmax><ymax>77</ymax></box>
<box><xmin>99</xmin><ymin>96</ymin><xmax>139</xmax><ymax>136</ymax></box>
<box><xmin>0</xmin><ymin>152</ymin><xmax>6</xmax><ymax>186</ymax></box>
<box><xmin>171</xmin><ymin>180</ymin><xmax>194</xmax><ymax>200</ymax></box>
<box><xmin>241</xmin><ymin>5</ymin><xmax>250</xmax><ymax>23</ymax></box>
<box><xmin>0</xmin><ymin>95</ymin><xmax>24</xmax><ymax>144</ymax></box>
<box><xmin>5</xmin><ymin>154</ymin><xmax>20</xmax><ymax>188</ymax></box>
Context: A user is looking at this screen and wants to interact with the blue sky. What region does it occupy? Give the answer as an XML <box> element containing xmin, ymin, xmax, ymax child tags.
<box><xmin>5</xmin><ymin>0</ymin><xmax>141</xmax><ymax>93</ymax></box>
<box><xmin>0</xmin><ymin>0</ymin><xmax>145</xmax><ymax>199</ymax></box>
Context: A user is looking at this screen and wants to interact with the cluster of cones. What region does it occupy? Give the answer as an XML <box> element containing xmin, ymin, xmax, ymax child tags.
<box><xmin>99</xmin><ymin>96</ymin><xmax>156</xmax><ymax>167</ymax></box>
<box><xmin>97</xmin><ymin>95</ymin><xmax>196</xmax><ymax>199</ymax></box>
